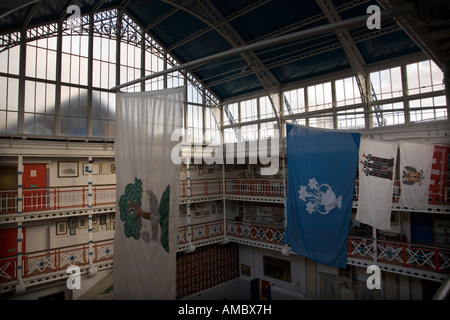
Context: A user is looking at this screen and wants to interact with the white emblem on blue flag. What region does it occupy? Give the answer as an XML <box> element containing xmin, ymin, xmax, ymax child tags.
<box><xmin>298</xmin><ymin>178</ymin><xmax>342</xmax><ymax>214</ymax></box>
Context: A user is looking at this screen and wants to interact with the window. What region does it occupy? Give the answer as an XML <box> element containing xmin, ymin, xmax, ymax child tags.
<box><xmin>407</xmin><ymin>60</ymin><xmax>444</xmax><ymax>95</ymax></box>
<box><xmin>337</xmin><ymin>108</ymin><xmax>365</xmax><ymax>130</ymax></box>
<box><xmin>309</xmin><ymin>114</ymin><xmax>334</xmax><ymax>129</ymax></box>
<box><xmin>144</xmin><ymin>38</ymin><xmax>165</xmax><ymax>91</ymax></box>
<box><xmin>0</xmin><ymin>37</ymin><xmax>20</xmax><ymax>75</ymax></box>
<box><xmin>224</xmin><ymin>103</ymin><xmax>239</xmax><ymax>125</ymax></box>
<box><xmin>285</xmin><ymin>118</ymin><xmax>306</xmax><ymax>127</ymax></box>
<box><xmin>240</xmin><ymin>99</ymin><xmax>258</xmax><ymax>122</ymax></box>
<box><xmin>409</xmin><ymin>96</ymin><xmax>447</xmax><ymax>122</ymax></box>
<box><xmin>204</xmin><ymin>107</ymin><xmax>221</xmax><ymax>145</ymax></box>
<box><xmin>24</xmin><ymin>81</ymin><xmax>56</xmax><ymax>135</ymax></box>
<box><xmin>188</xmin><ymin>82</ymin><xmax>202</xmax><ymax>105</ymax></box>
<box><xmin>119</xmin><ymin>14</ymin><xmax>142</xmax><ymax>92</ymax></box>
<box><xmin>92</xmin><ymin>36</ymin><xmax>116</xmax><ymax>89</ymax></box>
<box><xmin>0</xmin><ymin>76</ymin><xmax>19</xmax><ymax>133</ymax></box>
<box><xmin>283</xmin><ymin>88</ymin><xmax>306</xmax><ymax>115</ymax></box>
<box><xmin>260</xmin><ymin>121</ymin><xmax>277</xmax><ymax>139</ymax></box>
<box><xmin>335</xmin><ymin>77</ymin><xmax>362</xmax><ymax>107</ymax></box>
<box><xmin>167</xmin><ymin>71</ymin><xmax>184</xmax><ymax>89</ymax></box>
<box><xmin>224</xmin><ymin>127</ymin><xmax>239</xmax><ymax>143</ymax></box>
<box><xmin>241</xmin><ymin>124</ymin><xmax>258</xmax><ymax>141</ymax></box>
<box><xmin>92</xmin><ymin>91</ymin><xmax>116</xmax><ymax>138</ymax></box>
<box><xmin>370</xmin><ymin>66</ymin><xmax>402</xmax><ymax>100</ymax></box>
<box><xmin>307</xmin><ymin>82</ymin><xmax>332</xmax><ymax>112</ymax></box>
<box><xmin>373</xmin><ymin>102</ymin><xmax>405</xmax><ymax>126</ymax></box>
<box><xmin>27</xmin><ymin>36</ymin><xmax>58</xmax><ymax>81</ymax></box>
<box><xmin>60</xmin><ymin>86</ymin><xmax>88</xmax><ymax>136</ymax></box>
<box><xmin>259</xmin><ymin>96</ymin><xmax>275</xmax><ymax>119</ymax></box>
<box><xmin>187</xmin><ymin>104</ymin><xmax>203</xmax><ymax>144</ymax></box>
<box><xmin>61</xmin><ymin>26</ymin><xmax>89</xmax><ymax>86</ymax></box>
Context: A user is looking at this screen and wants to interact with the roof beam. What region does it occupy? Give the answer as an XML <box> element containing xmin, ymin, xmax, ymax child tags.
<box><xmin>111</xmin><ymin>5</ymin><xmax>412</xmax><ymax>93</ymax></box>
<box><xmin>0</xmin><ymin>0</ymin><xmax>41</xmax><ymax>20</ymax></box>
<box><xmin>247</xmin><ymin>0</ymin><xmax>371</xmax><ymax>45</ymax></box>
<box><xmin>21</xmin><ymin>1</ymin><xmax>41</xmax><ymax>29</ymax></box>
<box><xmin>377</xmin><ymin>0</ymin><xmax>447</xmax><ymax>70</ymax></box>
<box><xmin>205</xmin><ymin>24</ymin><xmax>402</xmax><ymax>87</ymax></box>
<box><xmin>162</xmin><ymin>0</ymin><xmax>282</xmax><ymax>126</ymax></box>
<box><xmin>167</xmin><ymin>0</ymin><xmax>271</xmax><ymax>51</ymax></box>
<box><xmin>144</xmin><ymin>6</ymin><xmax>179</xmax><ymax>31</ymax></box>
<box><xmin>315</xmin><ymin>0</ymin><xmax>373</xmax><ymax>128</ymax></box>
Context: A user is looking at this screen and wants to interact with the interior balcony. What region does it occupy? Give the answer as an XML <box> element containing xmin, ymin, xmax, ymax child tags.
<box><xmin>1</xmin><ymin>177</ymin><xmax>449</xmax><ymax>294</ymax></box>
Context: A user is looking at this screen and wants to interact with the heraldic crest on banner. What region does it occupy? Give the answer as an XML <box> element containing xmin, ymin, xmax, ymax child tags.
<box><xmin>360</xmin><ymin>153</ymin><xmax>394</xmax><ymax>180</ymax></box>
<box><xmin>402</xmin><ymin>166</ymin><xmax>425</xmax><ymax>186</ymax></box>
<box><xmin>298</xmin><ymin>178</ymin><xmax>342</xmax><ymax>215</ymax></box>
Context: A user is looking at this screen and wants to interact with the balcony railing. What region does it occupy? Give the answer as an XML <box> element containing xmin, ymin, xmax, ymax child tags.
<box><xmin>180</xmin><ymin>178</ymin><xmax>286</xmax><ymax>199</ymax></box>
<box><xmin>179</xmin><ymin>178</ymin><xmax>449</xmax><ymax>206</ymax></box>
<box><xmin>1</xmin><ymin>221</ymin><xmax>449</xmax><ymax>288</ymax></box>
<box><xmin>1</xmin><ymin>179</ymin><xmax>448</xmax><ymax>215</ymax></box>
<box><xmin>177</xmin><ymin>221</ymin><xmax>224</xmax><ymax>246</ymax></box>
<box><xmin>180</xmin><ymin>220</ymin><xmax>450</xmax><ymax>275</ymax></box>
<box><xmin>0</xmin><ymin>185</ymin><xmax>116</xmax><ymax>214</ymax></box>
<box><xmin>226</xmin><ymin>220</ymin><xmax>286</xmax><ymax>245</ymax></box>
<box><xmin>349</xmin><ymin>237</ymin><xmax>450</xmax><ymax>274</ymax></box>
<box><xmin>225</xmin><ymin>179</ymin><xmax>285</xmax><ymax>197</ymax></box>
<box><xmin>0</xmin><ymin>239</ymin><xmax>114</xmax><ymax>284</ymax></box>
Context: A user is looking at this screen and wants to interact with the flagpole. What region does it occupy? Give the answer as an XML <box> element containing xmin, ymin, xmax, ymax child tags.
<box><xmin>185</xmin><ymin>158</ymin><xmax>195</xmax><ymax>253</ymax></box>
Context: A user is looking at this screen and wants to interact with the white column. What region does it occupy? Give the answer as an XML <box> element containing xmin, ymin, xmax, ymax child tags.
<box><xmin>185</xmin><ymin>158</ymin><xmax>195</xmax><ymax>252</ymax></box>
<box><xmin>16</xmin><ymin>156</ymin><xmax>25</xmax><ymax>293</ymax></box>
<box><xmin>87</xmin><ymin>157</ymin><xmax>97</xmax><ymax>276</ymax></box>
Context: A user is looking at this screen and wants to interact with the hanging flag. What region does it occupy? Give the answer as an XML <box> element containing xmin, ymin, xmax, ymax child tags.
<box><xmin>399</xmin><ymin>141</ymin><xmax>434</xmax><ymax>210</ymax></box>
<box><xmin>429</xmin><ymin>145</ymin><xmax>449</xmax><ymax>203</ymax></box>
<box><xmin>283</xmin><ymin>124</ymin><xmax>360</xmax><ymax>269</ymax></box>
<box><xmin>113</xmin><ymin>87</ymin><xmax>184</xmax><ymax>299</ymax></box>
<box><xmin>356</xmin><ymin>138</ymin><xmax>398</xmax><ymax>230</ymax></box>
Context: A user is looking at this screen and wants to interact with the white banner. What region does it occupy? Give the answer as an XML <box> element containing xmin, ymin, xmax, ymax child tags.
<box><xmin>399</xmin><ymin>141</ymin><xmax>434</xmax><ymax>210</ymax></box>
<box><xmin>356</xmin><ymin>138</ymin><xmax>397</xmax><ymax>230</ymax></box>
<box><xmin>113</xmin><ymin>87</ymin><xmax>184</xmax><ymax>299</ymax></box>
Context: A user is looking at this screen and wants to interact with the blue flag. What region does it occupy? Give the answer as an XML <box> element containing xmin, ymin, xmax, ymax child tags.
<box><xmin>283</xmin><ymin>124</ymin><xmax>360</xmax><ymax>268</ymax></box>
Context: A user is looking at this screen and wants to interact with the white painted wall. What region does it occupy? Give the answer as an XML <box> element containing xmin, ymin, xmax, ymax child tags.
<box><xmin>48</xmin><ymin>158</ymin><xmax>116</xmax><ymax>188</ymax></box>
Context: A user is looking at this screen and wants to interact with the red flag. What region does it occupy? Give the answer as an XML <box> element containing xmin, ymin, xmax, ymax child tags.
<box><xmin>429</xmin><ymin>145</ymin><xmax>449</xmax><ymax>203</ymax></box>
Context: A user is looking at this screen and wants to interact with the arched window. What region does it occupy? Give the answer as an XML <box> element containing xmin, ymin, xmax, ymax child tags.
<box><xmin>0</xmin><ymin>9</ymin><xmax>220</xmax><ymax>139</ymax></box>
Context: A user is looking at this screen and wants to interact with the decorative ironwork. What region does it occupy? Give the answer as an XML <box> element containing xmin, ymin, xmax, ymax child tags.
<box><xmin>24</xmin><ymin>251</ymin><xmax>57</xmax><ymax>276</ymax></box>
<box><xmin>92</xmin><ymin>9</ymin><xmax>118</xmax><ymax>39</ymax></box>
<box><xmin>95</xmin><ymin>242</ymin><xmax>114</xmax><ymax>262</ymax></box>
<box><xmin>59</xmin><ymin>247</ymin><xmax>86</xmax><ymax>269</ymax></box>
<box><xmin>121</xmin><ymin>13</ymin><xmax>142</xmax><ymax>45</ymax></box>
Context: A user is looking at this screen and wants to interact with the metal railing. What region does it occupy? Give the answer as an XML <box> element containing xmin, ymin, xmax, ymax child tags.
<box><xmin>348</xmin><ymin>236</ymin><xmax>450</xmax><ymax>274</ymax></box>
<box><xmin>0</xmin><ymin>239</ymin><xmax>114</xmax><ymax>284</ymax></box>
<box><xmin>0</xmin><ymin>185</ymin><xmax>116</xmax><ymax>214</ymax></box>
<box><xmin>177</xmin><ymin>220</ymin><xmax>450</xmax><ymax>275</ymax></box>
<box><xmin>177</xmin><ymin>221</ymin><xmax>224</xmax><ymax>246</ymax></box>
<box><xmin>2</xmin><ymin>220</ymin><xmax>449</xmax><ymax>288</ymax></box>
<box><xmin>1</xmin><ymin>179</ymin><xmax>448</xmax><ymax>215</ymax></box>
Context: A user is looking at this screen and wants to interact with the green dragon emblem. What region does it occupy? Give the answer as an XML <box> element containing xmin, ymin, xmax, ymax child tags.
<box><xmin>119</xmin><ymin>178</ymin><xmax>170</xmax><ymax>253</ymax></box>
